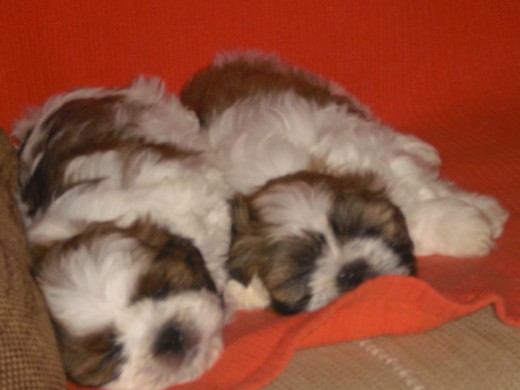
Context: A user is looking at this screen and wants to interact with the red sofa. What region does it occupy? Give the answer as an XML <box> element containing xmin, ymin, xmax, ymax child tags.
<box><xmin>1</xmin><ymin>1</ymin><xmax>519</xmax><ymax>389</ymax></box>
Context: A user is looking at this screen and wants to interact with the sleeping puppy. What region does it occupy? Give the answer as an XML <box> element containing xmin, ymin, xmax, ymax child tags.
<box><xmin>180</xmin><ymin>51</ymin><xmax>509</xmax><ymax>314</ymax></box>
<box><xmin>14</xmin><ymin>78</ymin><xmax>231</xmax><ymax>389</ymax></box>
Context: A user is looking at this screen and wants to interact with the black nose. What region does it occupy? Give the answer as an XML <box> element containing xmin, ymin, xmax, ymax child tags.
<box><xmin>153</xmin><ymin>324</ymin><xmax>185</xmax><ymax>357</ymax></box>
<box><xmin>271</xmin><ymin>293</ymin><xmax>311</xmax><ymax>315</ymax></box>
<box><xmin>336</xmin><ymin>259</ymin><xmax>370</xmax><ymax>292</ymax></box>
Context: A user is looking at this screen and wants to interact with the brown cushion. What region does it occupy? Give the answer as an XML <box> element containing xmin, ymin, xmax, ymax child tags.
<box><xmin>0</xmin><ymin>130</ymin><xmax>66</xmax><ymax>389</ymax></box>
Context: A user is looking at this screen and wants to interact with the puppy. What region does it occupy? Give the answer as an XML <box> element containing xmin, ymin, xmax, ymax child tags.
<box><xmin>14</xmin><ymin>77</ymin><xmax>232</xmax><ymax>389</ymax></box>
<box><xmin>180</xmin><ymin>51</ymin><xmax>509</xmax><ymax>314</ymax></box>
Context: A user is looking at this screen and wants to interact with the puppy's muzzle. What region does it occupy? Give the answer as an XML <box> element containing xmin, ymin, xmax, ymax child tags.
<box><xmin>336</xmin><ymin>259</ymin><xmax>371</xmax><ymax>292</ymax></box>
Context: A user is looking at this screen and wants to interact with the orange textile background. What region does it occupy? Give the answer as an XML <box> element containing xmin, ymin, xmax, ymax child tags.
<box><xmin>1</xmin><ymin>1</ymin><xmax>519</xmax><ymax>389</ymax></box>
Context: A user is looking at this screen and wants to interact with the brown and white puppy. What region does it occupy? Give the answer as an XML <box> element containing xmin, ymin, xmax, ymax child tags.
<box><xmin>180</xmin><ymin>51</ymin><xmax>508</xmax><ymax>314</ymax></box>
<box><xmin>14</xmin><ymin>78</ymin><xmax>232</xmax><ymax>389</ymax></box>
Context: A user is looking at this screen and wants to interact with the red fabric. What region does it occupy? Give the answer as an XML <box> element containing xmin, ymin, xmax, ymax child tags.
<box><xmin>2</xmin><ymin>1</ymin><xmax>519</xmax><ymax>389</ymax></box>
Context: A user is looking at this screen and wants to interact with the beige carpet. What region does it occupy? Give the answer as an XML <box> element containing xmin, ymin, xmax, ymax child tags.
<box><xmin>266</xmin><ymin>307</ymin><xmax>520</xmax><ymax>389</ymax></box>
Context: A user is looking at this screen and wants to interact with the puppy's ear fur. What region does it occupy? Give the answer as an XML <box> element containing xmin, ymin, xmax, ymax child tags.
<box><xmin>54</xmin><ymin>322</ymin><xmax>124</xmax><ymax>387</ymax></box>
<box><xmin>227</xmin><ymin>194</ymin><xmax>263</xmax><ymax>285</ymax></box>
<box><xmin>230</xmin><ymin>193</ymin><xmax>264</xmax><ymax>235</ymax></box>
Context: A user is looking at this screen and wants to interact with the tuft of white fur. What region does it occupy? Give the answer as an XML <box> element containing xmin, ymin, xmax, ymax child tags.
<box><xmin>121</xmin><ymin>77</ymin><xmax>207</xmax><ymax>152</ymax></box>
<box><xmin>38</xmin><ymin>233</ymin><xmax>149</xmax><ymax>336</ymax></box>
<box><xmin>254</xmin><ymin>179</ymin><xmax>332</xmax><ymax>239</ymax></box>
<box><xmin>208</xmin><ymin>94</ymin><xmax>316</xmax><ymax>194</ymax></box>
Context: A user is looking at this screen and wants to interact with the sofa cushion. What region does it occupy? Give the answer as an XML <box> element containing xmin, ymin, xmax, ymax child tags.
<box><xmin>0</xmin><ymin>130</ymin><xmax>66</xmax><ymax>390</ymax></box>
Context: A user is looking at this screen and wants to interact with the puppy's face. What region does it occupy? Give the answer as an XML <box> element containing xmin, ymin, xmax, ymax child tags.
<box><xmin>35</xmin><ymin>221</ymin><xmax>225</xmax><ymax>390</ymax></box>
<box><xmin>228</xmin><ymin>171</ymin><xmax>415</xmax><ymax>314</ymax></box>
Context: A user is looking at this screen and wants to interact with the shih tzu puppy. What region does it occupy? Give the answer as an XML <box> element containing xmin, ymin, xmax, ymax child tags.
<box><xmin>180</xmin><ymin>51</ymin><xmax>509</xmax><ymax>314</ymax></box>
<box><xmin>14</xmin><ymin>77</ymin><xmax>232</xmax><ymax>389</ymax></box>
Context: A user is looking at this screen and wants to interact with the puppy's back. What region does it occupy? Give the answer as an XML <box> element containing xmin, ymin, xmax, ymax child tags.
<box><xmin>15</xmin><ymin>77</ymin><xmax>203</xmax><ymax>219</ymax></box>
<box><xmin>180</xmin><ymin>51</ymin><xmax>369</xmax><ymax>127</ymax></box>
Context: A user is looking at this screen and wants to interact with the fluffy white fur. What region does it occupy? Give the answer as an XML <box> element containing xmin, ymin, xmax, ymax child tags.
<box><xmin>29</xmin><ymin>147</ymin><xmax>231</xmax><ymax>290</ymax></box>
<box><xmin>15</xmin><ymin>77</ymin><xmax>232</xmax><ymax>389</ymax></box>
<box><xmin>207</xmin><ymin>71</ymin><xmax>508</xmax><ymax>257</ymax></box>
<box><xmin>197</xmin><ymin>52</ymin><xmax>509</xmax><ymax>311</ymax></box>
<box><xmin>38</xmin><ymin>232</ymin><xmax>149</xmax><ymax>335</ymax></box>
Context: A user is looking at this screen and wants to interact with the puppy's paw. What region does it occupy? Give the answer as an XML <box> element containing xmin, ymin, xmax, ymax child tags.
<box><xmin>456</xmin><ymin>193</ymin><xmax>509</xmax><ymax>239</ymax></box>
<box><xmin>224</xmin><ymin>276</ymin><xmax>271</xmax><ymax>311</ymax></box>
<box><xmin>407</xmin><ymin>199</ymin><xmax>497</xmax><ymax>257</ymax></box>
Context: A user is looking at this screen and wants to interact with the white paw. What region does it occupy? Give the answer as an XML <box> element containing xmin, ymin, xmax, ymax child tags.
<box><xmin>223</xmin><ymin>275</ymin><xmax>271</xmax><ymax>311</ymax></box>
<box><xmin>455</xmin><ymin>192</ymin><xmax>509</xmax><ymax>239</ymax></box>
<box><xmin>407</xmin><ymin>199</ymin><xmax>497</xmax><ymax>257</ymax></box>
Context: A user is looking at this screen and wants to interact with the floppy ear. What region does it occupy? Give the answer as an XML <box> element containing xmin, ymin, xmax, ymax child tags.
<box><xmin>227</xmin><ymin>194</ymin><xmax>262</xmax><ymax>286</ymax></box>
<box><xmin>229</xmin><ymin>193</ymin><xmax>255</xmax><ymax>235</ymax></box>
<box><xmin>53</xmin><ymin>321</ymin><xmax>124</xmax><ymax>387</ymax></box>
<box><xmin>381</xmin><ymin>206</ymin><xmax>417</xmax><ymax>275</ymax></box>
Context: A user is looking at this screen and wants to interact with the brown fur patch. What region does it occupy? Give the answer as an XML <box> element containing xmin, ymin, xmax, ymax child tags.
<box><xmin>34</xmin><ymin>219</ymin><xmax>216</xmax><ymax>296</ymax></box>
<box><xmin>21</xmin><ymin>102</ymin><xmax>198</xmax><ymax>217</ymax></box>
<box><xmin>31</xmin><ymin>95</ymin><xmax>125</xmax><ymax>159</ymax></box>
<box><xmin>180</xmin><ymin>54</ymin><xmax>369</xmax><ymax>127</ymax></box>
<box><xmin>328</xmin><ymin>175</ymin><xmax>416</xmax><ymax>274</ymax></box>
<box><xmin>129</xmin><ymin>220</ymin><xmax>217</xmax><ymax>300</ymax></box>
<box><xmin>20</xmin><ymin>95</ymin><xmax>125</xmax><ymax>216</ymax></box>
<box><xmin>54</xmin><ymin>321</ymin><xmax>124</xmax><ymax>387</ymax></box>
<box><xmin>228</xmin><ymin>194</ymin><xmax>321</xmax><ymax>314</ymax></box>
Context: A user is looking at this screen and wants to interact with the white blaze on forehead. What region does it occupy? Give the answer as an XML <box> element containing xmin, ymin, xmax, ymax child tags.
<box><xmin>37</xmin><ymin>233</ymin><xmax>148</xmax><ymax>336</ymax></box>
<box><xmin>307</xmin><ymin>236</ymin><xmax>408</xmax><ymax>311</ymax></box>
<box><xmin>254</xmin><ymin>180</ymin><xmax>333</xmax><ymax>237</ymax></box>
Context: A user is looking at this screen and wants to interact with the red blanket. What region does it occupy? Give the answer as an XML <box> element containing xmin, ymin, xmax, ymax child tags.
<box><xmin>2</xmin><ymin>1</ymin><xmax>519</xmax><ymax>389</ymax></box>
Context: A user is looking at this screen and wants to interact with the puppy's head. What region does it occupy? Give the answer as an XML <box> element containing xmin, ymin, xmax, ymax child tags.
<box><xmin>35</xmin><ymin>221</ymin><xmax>225</xmax><ymax>390</ymax></box>
<box><xmin>228</xmin><ymin>171</ymin><xmax>415</xmax><ymax>314</ymax></box>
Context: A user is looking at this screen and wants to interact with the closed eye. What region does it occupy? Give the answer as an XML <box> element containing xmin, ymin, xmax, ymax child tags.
<box><xmin>360</xmin><ymin>227</ymin><xmax>381</xmax><ymax>237</ymax></box>
<box><xmin>297</xmin><ymin>251</ymin><xmax>317</xmax><ymax>267</ymax></box>
<box><xmin>330</xmin><ymin>218</ymin><xmax>344</xmax><ymax>236</ymax></box>
<box><xmin>133</xmin><ymin>282</ymin><xmax>172</xmax><ymax>301</ymax></box>
<box><xmin>151</xmin><ymin>284</ymin><xmax>171</xmax><ymax>299</ymax></box>
<box><xmin>98</xmin><ymin>343</ymin><xmax>124</xmax><ymax>367</ymax></box>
